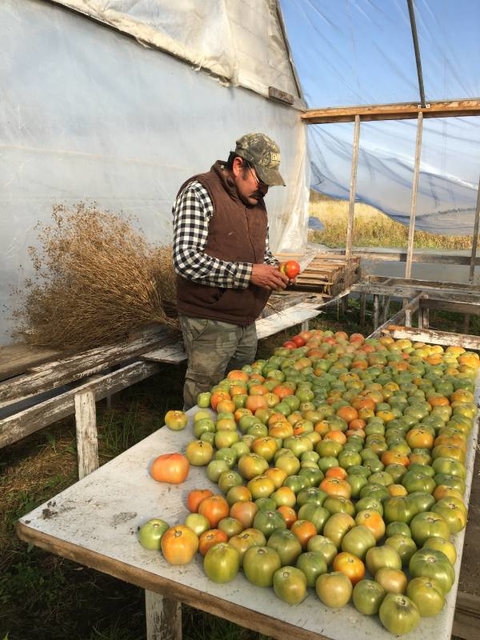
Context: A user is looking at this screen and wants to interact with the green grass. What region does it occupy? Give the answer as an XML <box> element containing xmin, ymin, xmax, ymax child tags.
<box><xmin>308</xmin><ymin>194</ymin><xmax>473</xmax><ymax>250</ymax></box>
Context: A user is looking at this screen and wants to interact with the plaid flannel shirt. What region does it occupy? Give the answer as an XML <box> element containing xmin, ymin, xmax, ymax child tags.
<box><xmin>172</xmin><ymin>180</ymin><xmax>277</xmax><ymax>288</ymax></box>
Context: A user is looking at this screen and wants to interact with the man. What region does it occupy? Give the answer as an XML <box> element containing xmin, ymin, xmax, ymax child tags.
<box><xmin>172</xmin><ymin>132</ymin><xmax>289</xmax><ymax>410</ymax></box>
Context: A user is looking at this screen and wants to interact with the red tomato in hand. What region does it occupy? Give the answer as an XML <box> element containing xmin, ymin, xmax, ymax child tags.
<box><xmin>280</xmin><ymin>260</ymin><xmax>301</xmax><ymax>280</ymax></box>
<box><xmin>149</xmin><ymin>453</ymin><xmax>189</xmax><ymax>484</ymax></box>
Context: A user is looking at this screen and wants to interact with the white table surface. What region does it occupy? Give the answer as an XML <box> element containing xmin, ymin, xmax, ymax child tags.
<box><xmin>17</xmin><ymin>407</ymin><xmax>478</xmax><ymax>640</ymax></box>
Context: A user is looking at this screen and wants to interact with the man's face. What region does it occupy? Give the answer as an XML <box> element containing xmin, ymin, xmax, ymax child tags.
<box><xmin>232</xmin><ymin>158</ymin><xmax>269</xmax><ymax>207</ymax></box>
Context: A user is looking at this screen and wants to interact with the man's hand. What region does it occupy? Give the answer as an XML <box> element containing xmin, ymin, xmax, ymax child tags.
<box><xmin>250</xmin><ymin>264</ymin><xmax>289</xmax><ymax>291</ymax></box>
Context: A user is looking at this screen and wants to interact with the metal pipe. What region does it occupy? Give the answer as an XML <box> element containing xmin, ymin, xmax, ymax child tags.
<box><xmin>407</xmin><ymin>0</ymin><xmax>427</xmax><ymax>108</ymax></box>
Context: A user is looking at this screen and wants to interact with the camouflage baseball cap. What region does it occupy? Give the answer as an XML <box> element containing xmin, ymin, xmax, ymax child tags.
<box><xmin>235</xmin><ymin>133</ymin><xmax>285</xmax><ymax>187</ymax></box>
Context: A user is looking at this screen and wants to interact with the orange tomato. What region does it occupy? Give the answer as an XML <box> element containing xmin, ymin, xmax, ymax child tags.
<box><xmin>336</xmin><ymin>405</ymin><xmax>359</xmax><ymax>424</ymax></box>
<box><xmin>323</xmin><ymin>430</ymin><xmax>347</xmax><ymax>445</ymax></box>
<box><xmin>229</xmin><ymin>500</ymin><xmax>258</xmax><ymax>528</ymax></box>
<box><xmin>187</xmin><ymin>488</ymin><xmax>214</xmax><ymax>513</ymax></box>
<box><xmin>319</xmin><ymin>477</ymin><xmax>352</xmax><ymax>499</ymax></box>
<box><xmin>405</xmin><ymin>428</ymin><xmax>434</xmax><ymax>450</ymax></box>
<box><xmin>149</xmin><ymin>453</ymin><xmax>189</xmax><ymax>484</ymax></box>
<box><xmin>210</xmin><ymin>390</ymin><xmax>232</xmax><ymax>411</ymax></box>
<box><xmin>325</xmin><ymin>466</ymin><xmax>348</xmax><ymax>480</ymax></box>
<box><xmin>227</xmin><ymin>369</ymin><xmax>250</xmax><ymax>382</ymax></box>
<box><xmin>333</xmin><ymin>551</ymin><xmax>365</xmax><ymax>585</ymax></box>
<box><xmin>290</xmin><ymin>519</ymin><xmax>317</xmax><ymax>549</ymax></box>
<box><xmin>198</xmin><ymin>528</ymin><xmax>229</xmax><ymax>556</ymax></box>
<box><xmin>277</xmin><ymin>505</ymin><xmax>298</xmax><ymax>529</ymax></box>
<box><xmin>197</xmin><ymin>495</ymin><xmax>230</xmax><ymax>528</ymax></box>
<box><xmin>161</xmin><ymin>525</ymin><xmax>199</xmax><ymax>565</ymax></box>
<box><xmin>355</xmin><ymin>509</ymin><xmax>386</xmax><ymax>541</ymax></box>
<box><xmin>245</xmin><ymin>394</ymin><xmax>269</xmax><ymax>413</ymax></box>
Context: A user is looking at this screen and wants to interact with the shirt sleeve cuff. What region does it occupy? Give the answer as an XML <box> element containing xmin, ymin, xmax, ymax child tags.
<box><xmin>232</xmin><ymin>262</ymin><xmax>253</xmax><ymax>288</ymax></box>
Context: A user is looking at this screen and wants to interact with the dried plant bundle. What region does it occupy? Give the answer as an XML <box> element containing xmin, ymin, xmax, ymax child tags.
<box><xmin>12</xmin><ymin>203</ymin><xmax>178</xmax><ymax>350</ymax></box>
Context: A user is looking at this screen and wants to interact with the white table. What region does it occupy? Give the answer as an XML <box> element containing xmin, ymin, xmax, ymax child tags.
<box><xmin>17</xmin><ymin>407</ymin><xmax>478</xmax><ymax>640</ymax></box>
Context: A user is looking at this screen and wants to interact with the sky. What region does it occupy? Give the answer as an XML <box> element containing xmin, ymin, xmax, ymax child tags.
<box><xmin>278</xmin><ymin>0</ymin><xmax>480</xmax><ymax>234</ymax></box>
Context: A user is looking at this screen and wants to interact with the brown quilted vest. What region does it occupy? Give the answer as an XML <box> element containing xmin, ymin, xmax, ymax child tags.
<box><xmin>175</xmin><ymin>161</ymin><xmax>271</xmax><ymax>326</ymax></box>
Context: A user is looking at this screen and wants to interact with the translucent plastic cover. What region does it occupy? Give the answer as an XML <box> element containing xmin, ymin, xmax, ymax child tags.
<box><xmin>281</xmin><ymin>0</ymin><xmax>480</xmax><ymax>234</ymax></box>
<box><xmin>0</xmin><ymin>0</ymin><xmax>308</xmax><ymax>345</ymax></box>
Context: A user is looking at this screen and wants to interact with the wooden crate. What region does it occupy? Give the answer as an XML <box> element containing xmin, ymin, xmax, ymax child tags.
<box><xmin>277</xmin><ymin>252</ymin><xmax>360</xmax><ymax>296</ymax></box>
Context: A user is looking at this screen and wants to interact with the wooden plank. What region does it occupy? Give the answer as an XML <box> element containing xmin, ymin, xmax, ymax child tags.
<box><xmin>145</xmin><ymin>591</ymin><xmax>181</xmax><ymax>640</ymax></box>
<box><xmin>302</xmin><ymin>99</ymin><xmax>480</xmax><ymax>124</ymax></box>
<box><xmin>0</xmin><ymin>344</ymin><xmax>62</xmax><ymax>383</ymax></box>
<box><xmin>381</xmin><ymin>325</ymin><xmax>480</xmax><ymax>350</ymax></box>
<box><xmin>0</xmin><ymin>328</ymin><xmax>176</xmax><ymax>409</ymax></box>
<box><xmin>0</xmin><ymin>361</ymin><xmax>159</xmax><ymax>449</ymax></box>
<box><xmin>327</xmin><ymin>248</ymin><xmax>480</xmax><ymax>266</ymax></box>
<box><xmin>75</xmin><ymin>390</ymin><xmax>99</xmax><ymax>480</ymax></box>
<box><xmin>256</xmin><ymin>303</ymin><xmax>324</xmax><ymax>340</ymax></box>
<box><xmin>369</xmin><ymin>295</ymin><xmax>422</xmax><ymax>337</ymax></box>
<box><xmin>453</xmin><ymin>592</ymin><xmax>480</xmax><ymax>640</ymax></box>
<box><xmin>419</xmin><ymin>298</ymin><xmax>480</xmax><ymax>316</ymax></box>
<box><xmin>142</xmin><ymin>344</ymin><xmax>186</xmax><ymax>364</ymax></box>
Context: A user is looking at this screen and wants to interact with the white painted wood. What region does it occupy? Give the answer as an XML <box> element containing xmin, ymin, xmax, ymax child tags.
<box><xmin>143</xmin><ymin>344</ymin><xmax>186</xmax><ymax>364</ymax></box>
<box><xmin>256</xmin><ymin>303</ymin><xmax>323</xmax><ymax>339</ymax></box>
<box><xmin>145</xmin><ymin>591</ymin><xmax>182</xmax><ymax>640</ymax></box>
<box><xmin>0</xmin><ymin>361</ymin><xmax>159</xmax><ymax>449</ymax></box>
<box><xmin>0</xmin><ymin>329</ymin><xmax>174</xmax><ymax>409</ymax></box>
<box><xmin>74</xmin><ymin>390</ymin><xmax>99</xmax><ymax>479</ymax></box>
<box><xmin>384</xmin><ymin>325</ymin><xmax>480</xmax><ymax>350</ymax></box>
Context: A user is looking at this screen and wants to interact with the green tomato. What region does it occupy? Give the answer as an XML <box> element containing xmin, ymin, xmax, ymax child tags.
<box><xmin>273</xmin><ymin>566</ymin><xmax>307</xmax><ymax>604</ymax></box>
<box><xmin>315</xmin><ymin>571</ymin><xmax>352</xmax><ymax>608</ymax></box>
<box><xmin>253</xmin><ymin>509</ymin><xmax>286</xmax><ymax>538</ymax></box>
<box><xmin>379</xmin><ymin>593</ymin><xmax>421</xmax><ymax>635</ymax></box>
<box><xmin>406</xmin><ymin>576</ymin><xmax>445</xmax><ymax>617</ymax></box>
<box><xmin>340</xmin><ymin>525</ymin><xmax>376</xmax><ymax>560</ymax></box>
<box><xmin>243</xmin><ymin>546</ymin><xmax>282</xmax><ymax>587</ymax></box>
<box><xmin>296</xmin><ymin>551</ymin><xmax>328</xmax><ymax>587</ymax></box>
<box><xmin>137</xmin><ymin>518</ymin><xmax>169</xmax><ymax>550</ymax></box>
<box><xmin>203</xmin><ymin>542</ymin><xmax>240</xmax><ymax>583</ymax></box>
<box><xmin>267</xmin><ymin>529</ymin><xmax>302</xmax><ymax>566</ymax></box>
<box><xmin>385</xmin><ymin>534</ymin><xmax>417</xmax><ymax>566</ymax></box>
<box><xmin>365</xmin><ymin>545</ymin><xmax>402</xmax><ymax>576</ymax></box>
<box><xmin>383</xmin><ymin>496</ymin><xmax>413</xmax><ymax>524</ymax></box>
<box><xmin>196</xmin><ymin>392</ymin><xmax>212</xmax><ymax>408</ymax></box>
<box><xmin>409</xmin><ymin>511</ymin><xmax>451</xmax><ymax>547</ymax></box>
<box><xmin>409</xmin><ymin>548</ymin><xmax>456</xmax><ymax>594</ymax></box>
<box><xmin>352</xmin><ymin>579</ymin><xmax>386</xmax><ymax>615</ymax></box>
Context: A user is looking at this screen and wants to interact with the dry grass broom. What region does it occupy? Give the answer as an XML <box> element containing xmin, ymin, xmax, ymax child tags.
<box><xmin>11</xmin><ymin>203</ymin><xmax>179</xmax><ymax>351</ymax></box>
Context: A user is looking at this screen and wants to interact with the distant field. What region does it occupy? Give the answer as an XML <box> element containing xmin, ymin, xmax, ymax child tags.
<box><xmin>309</xmin><ymin>193</ymin><xmax>473</xmax><ymax>250</ymax></box>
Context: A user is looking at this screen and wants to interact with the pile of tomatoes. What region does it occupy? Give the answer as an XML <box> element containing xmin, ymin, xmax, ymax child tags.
<box><xmin>140</xmin><ymin>328</ymin><xmax>478</xmax><ymax>636</ymax></box>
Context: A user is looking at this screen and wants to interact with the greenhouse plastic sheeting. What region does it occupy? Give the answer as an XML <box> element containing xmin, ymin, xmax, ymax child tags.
<box><xmin>280</xmin><ymin>0</ymin><xmax>480</xmax><ymax>234</ymax></box>
<box><xmin>0</xmin><ymin>0</ymin><xmax>308</xmax><ymax>345</ymax></box>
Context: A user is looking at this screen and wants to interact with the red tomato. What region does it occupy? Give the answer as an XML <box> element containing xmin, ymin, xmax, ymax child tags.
<box><xmin>149</xmin><ymin>453</ymin><xmax>189</xmax><ymax>484</ymax></box>
<box><xmin>280</xmin><ymin>260</ymin><xmax>301</xmax><ymax>279</ymax></box>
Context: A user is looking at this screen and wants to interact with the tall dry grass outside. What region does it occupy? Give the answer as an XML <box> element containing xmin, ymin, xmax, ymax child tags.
<box><xmin>309</xmin><ymin>194</ymin><xmax>473</xmax><ymax>250</ymax></box>
<box><xmin>11</xmin><ymin>203</ymin><xmax>178</xmax><ymax>350</ymax></box>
